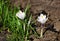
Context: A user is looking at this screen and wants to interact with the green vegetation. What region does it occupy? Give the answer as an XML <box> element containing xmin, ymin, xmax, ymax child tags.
<box><xmin>0</xmin><ymin>0</ymin><xmax>38</xmax><ymax>41</ymax></box>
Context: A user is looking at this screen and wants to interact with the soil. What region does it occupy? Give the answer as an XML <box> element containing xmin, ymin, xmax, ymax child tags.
<box><xmin>1</xmin><ymin>0</ymin><xmax>60</xmax><ymax>41</ymax></box>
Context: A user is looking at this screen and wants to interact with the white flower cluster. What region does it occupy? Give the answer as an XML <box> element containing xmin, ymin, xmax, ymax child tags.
<box><xmin>16</xmin><ymin>10</ymin><xmax>48</xmax><ymax>24</ymax></box>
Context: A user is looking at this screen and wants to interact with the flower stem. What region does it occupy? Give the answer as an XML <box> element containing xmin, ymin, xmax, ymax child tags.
<box><xmin>40</xmin><ymin>28</ymin><xmax>43</xmax><ymax>38</ymax></box>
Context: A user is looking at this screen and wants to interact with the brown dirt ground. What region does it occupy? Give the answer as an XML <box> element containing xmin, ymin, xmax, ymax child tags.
<box><xmin>1</xmin><ymin>0</ymin><xmax>60</xmax><ymax>41</ymax></box>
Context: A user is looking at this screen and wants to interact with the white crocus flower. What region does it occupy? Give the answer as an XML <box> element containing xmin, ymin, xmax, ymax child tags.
<box><xmin>16</xmin><ymin>10</ymin><xmax>25</xmax><ymax>20</ymax></box>
<box><xmin>37</xmin><ymin>14</ymin><xmax>48</xmax><ymax>38</ymax></box>
<box><xmin>37</xmin><ymin>14</ymin><xmax>48</xmax><ymax>24</ymax></box>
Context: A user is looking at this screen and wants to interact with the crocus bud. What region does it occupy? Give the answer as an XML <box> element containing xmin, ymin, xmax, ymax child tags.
<box><xmin>16</xmin><ymin>10</ymin><xmax>25</xmax><ymax>20</ymax></box>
